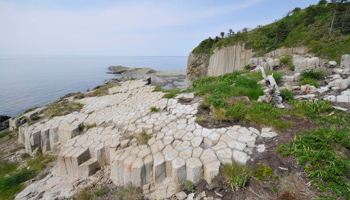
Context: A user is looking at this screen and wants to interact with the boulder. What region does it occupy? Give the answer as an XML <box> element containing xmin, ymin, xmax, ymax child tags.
<box><xmin>329</xmin><ymin>61</ymin><xmax>337</xmax><ymax>67</ymax></box>
<box><xmin>248</xmin><ymin>57</ymin><xmax>265</xmax><ymax>67</ymax></box>
<box><xmin>340</xmin><ymin>54</ymin><xmax>350</xmax><ymax>69</ymax></box>
<box><xmin>186</xmin><ymin>53</ymin><xmax>210</xmax><ymax>81</ymax></box>
<box><xmin>293</xmin><ymin>56</ymin><xmax>320</xmax><ymax>72</ymax></box>
<box><xmin>0</xmin><ymin>115</ymin><xmax>11</xmax><ymax>132</ymax></box>
<box><xmin>328</xmin><ymin>79</ymin><xmax>350</xmax><ymax>90</ymax></box>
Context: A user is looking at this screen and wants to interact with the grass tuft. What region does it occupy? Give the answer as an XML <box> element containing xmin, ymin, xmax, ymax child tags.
<box><xmin>115</xmin><ymin>185</ymin><xmax>143</xmax><ymax>200</ymax></box>
<box><xmin>150</xmin><ymin>107</ymin><xmax>159</xmax><ymax>112</ymax></box>
<box><xmin>222</xmin><ymin>163</ymin><xmax>252</xmax><ymax>191</ymax></box>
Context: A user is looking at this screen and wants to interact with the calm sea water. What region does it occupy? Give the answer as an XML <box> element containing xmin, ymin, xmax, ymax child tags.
<box><xmin>0</xmin><ymin>56</ymin><xmax>188</xmax><ymax>117</ymax></box>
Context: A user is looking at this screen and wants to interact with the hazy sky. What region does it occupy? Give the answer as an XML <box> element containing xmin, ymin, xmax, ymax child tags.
<box><xmin>0</xmin><ymin>0</ymin><xmax>320</xmax><ymax>56</ymax></box>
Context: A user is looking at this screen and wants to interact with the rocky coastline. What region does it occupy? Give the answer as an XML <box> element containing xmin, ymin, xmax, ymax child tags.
<box><xmin>105</xmin><ymin>66</ymin><xmax>190</xmax><ymax>90</ymax></box>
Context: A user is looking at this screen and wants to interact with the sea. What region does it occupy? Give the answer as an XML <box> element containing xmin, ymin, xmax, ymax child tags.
<box><xmin>0</xmin><ymin>56</ymin><xmax>188</xmax><ymax>117</ymax></box>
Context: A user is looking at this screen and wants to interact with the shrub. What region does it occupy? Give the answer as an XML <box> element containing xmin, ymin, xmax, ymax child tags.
<box><xmin>244</xmin><ymin>64</ymin><xmax>251</xmax><ymax>70</ymax></box>
<box><xmin>75</xmin><ymin>187</ymin><xmax>92</xmax><ymax>200</ymax></box>
<box><xmin>280</xmin><ymin>89</ymin><xmax>294</xmax><ymax>101</ymax></box>
<box><xmin>289</xmin><ymin>65</ymin><xmax>295</xmax><ymax>71</ymax></box>
<box><xmin>130</xmin><ymin>77</ymin><xmax>135</xmax><ymax>81</ymax></box>
<box><xmin>184</xmin><ymin>180</ymin><xmax>195</xmax><ymax>193</ymax></box>
<box><xmin>254</xmin><ymin>163</ymin><xmax>273</xmax><ymax>182</ymax></box>
<box><xmin>30</xmin><ymin>116</ymin><xmax>40</xmax><ymax>121</ymax></box>
<box><xmin>74</xmin><ymin>93</ymin><xmax>85</xmax><ymax>99</ymax></box>
<box><xmin>301</xmin><ymin>70</ymin><xmax>326</xmax><ymax>80</ymax></box>
<box><xmin>222</xmin><ymin>163</ymin><xmax>252</xmax><ymax>190</ymax></box>
<box><xmin>298</xmin><ymin>78</ymin><xmax>319</xmax><ymax>87</ymax></box>
<box><xmin>280</xmin><ymin>56</ymin><xmax>291</xmax><ymax>64</ymax></box>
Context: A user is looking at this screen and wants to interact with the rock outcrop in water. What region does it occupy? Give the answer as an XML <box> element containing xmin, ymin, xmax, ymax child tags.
<box><xmin>106</xmin><ymin>66</ymin><xmax>189</xmax><ymax>90</ymax></box>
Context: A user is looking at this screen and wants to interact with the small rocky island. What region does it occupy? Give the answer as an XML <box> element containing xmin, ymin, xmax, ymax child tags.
<box><xmin>105</xmin><ymin>66</ymin><xmax>190</xmax><ymax>90</ymax></box>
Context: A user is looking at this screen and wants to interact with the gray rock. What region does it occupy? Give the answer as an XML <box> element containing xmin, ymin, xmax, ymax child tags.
<box><xmin>340</xmin><ymin>54</ymin><xmax>350</xmax><ymax>69</ymax></box>
<box><xmin>328</xmin><ymin>79</ymin><xmax>350</xmax><ymax>89</ymax></box>
<box><xmin>329</xmin><ymin>61</ymin><xmax>337</xmax><ymax>67</ymax></box>
<box><xmin>293</xmin><ymin>56</ymin><xmax>320</xmax><ymax>72</ymax></box>
<box><xmin>176</xmin><ymin>191</ymin><xmax>187</xmax><ymax>200</ymax></box>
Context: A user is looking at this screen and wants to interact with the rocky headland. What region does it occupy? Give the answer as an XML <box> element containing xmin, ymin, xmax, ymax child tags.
<box><xmin>106</xmin><ymin>66</ymin><xmax>189</xmax><ymax>90</ymax></box>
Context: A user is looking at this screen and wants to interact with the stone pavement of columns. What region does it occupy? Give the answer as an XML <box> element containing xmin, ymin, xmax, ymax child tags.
<box><xmin>17</xmin><ymin>79</ymin><xmax>276</xmax><ymax>199</ymax></box>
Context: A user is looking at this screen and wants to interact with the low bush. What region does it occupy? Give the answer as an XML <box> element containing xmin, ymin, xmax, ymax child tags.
<box><xmin>301</xmin><ymin>70</ymin><xmax>326</xmax><ymax>80</ymax></box>
<box><xmin>289</xmin><ymin>65</ymin><xmax>295</xmax><ymax>71</ymax></box>
<box><xmin>244</xmin><ymin>64</ymin><xmax>251</xmax><ymax>70</ymax></box>
<box><xmin>280</xmin><ymin>56</ymin><xmax>291</xmax><ymax>64</ymax></box>
<box><xmin>94</xmin><ymin>186</ymin><xmax>108</xmax><ymax>197</ymax></box>
<box><xmin>298</xmin><ymin>78</ymin><xmax>319</xmax><ymax>87</ymax></box>
<box><xmin>280</xmin><ymin>89</ymin><xmax>294</xmax><ymax>101</ymax></box>
<box><xmin>184</xmin><ymin>180</ymin><xmax>195</xmax><ymax>193</ymax></box>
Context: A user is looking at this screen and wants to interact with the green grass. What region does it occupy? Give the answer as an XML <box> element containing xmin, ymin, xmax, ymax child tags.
<box><xmin>150</xmin><ymin>107</ymin><xmax>159</xmax><ymax>112</ymax></box>
<box><xmin>0</xmin><ymin>153</ymin><xmax>55</xmax><ymax>200</ymax></box>
<box><xmin>192</xmin><ymin>3</ymin><xmax>350</xmax><ymax>62</ymax></box>
<box><xmin>115</xmin><ymin>185</ymin><xmax>143</xmax><ymax>200</ymax></box>
<box><xmin>0</xmin><ymin>161</ymin><xmax>19</xmax><ymax>178</ymax></box>
<box><xmin>280</xmin><ymin>56</ymin><xmax>291</xmax><ymax>64</ymax></box>
<box><xmin>289</xmin><ymin>64</ymin><xmax>295</xmax><ymax>71</ymax></box>
<box><xmin>300</xmin><ymin>70</ymin><xmax>326</xmax><ymax>80</ymax></box>
<box><xmin>74</xmin><ymin>187</ymin><xmax>92</xmax><ymax>200</ymax></box>
<box><xmin>244</xmin><ymin>64</ymin><xmax>251</xmax><ymax>70</ymax></box>
<box><xmin>162</xmin><ymin>89</ymin><xmax>180</xmax><ymax>99</ymax></box>
<box><xmin>45</xmin><ymin>99</ymin><xmax>84</xmax><ymax>119</ymax></box>
<box><xmin>0</xmin><ymin>131</ymin><xmax>10</xmax><ymax>139</ymax></box>
<box><xmin>184</xmin><ymin>180</ymin><xmax>195</xmax><ymax>193</ymax></box>
<box><xmin>85</xmin><ymin>123</ymin><xmax>96</xmax><ymax>130</ymax></box>
<box><xmin>94</xmin><ymin>186</ymin><xmax>108</xmax><ymax>197</ymax></box>
<box><xmin>277</xmin><ymin>127</ymin><xmax>350</xmax><ymax>199</ymax></box>
<box><xmin>222</xmin><ymin>163</ymin><xmax>252</xmax><ymax>190</ymax></box>
<box><xmin>280</xmin><ymin>89</ymin><xmax>294</xmax><ymax>101</ymax></box>
<box><xmin>30</xmin><ymin>116</ymin><xmax>40</xmax><ymax>121</ymax></box>
<box><xmin>298</xmin><ymin>78</ymin><xmax>319</xmax><ymax>87</ymax></box>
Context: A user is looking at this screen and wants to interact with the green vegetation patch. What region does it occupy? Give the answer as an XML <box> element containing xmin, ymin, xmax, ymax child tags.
<box><xmin>115</xmin><ymin>185</ymin><xmax>143</xmax><ymax>200</ymax></box>
<box><xmin>0</xmin><ymin>153</ymin><xmax>55</xmax><ymax>200</ymax></box>
<box><xmin>222</xmin><ymin>163</ymin><xmax>252</xmax><ymax>190</ymax></box>
<box><xmin>45</xmin><ymin>99</ymin><xmax>84</xmax><ymax>119</ymax></box>
<box><xmin>150</xmin><ymin>107</ymin><xmax>159</xmax><ymax>112</ymax></box>
<box><xmin>277</xmin><ymin>127</ymin><xmax>350</xmax><ymax>198</ymax></box>
<box><xmin>192</xmin><ymin>3</ymin><xmax>350</xmax><ymax>62</ymax></box>
<box><xmin>0</xmin><ymin>131</ymin><xmax>10</xmax><ymax>139</ymax></box>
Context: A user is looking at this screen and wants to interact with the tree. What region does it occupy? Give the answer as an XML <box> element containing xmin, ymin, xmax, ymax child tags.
<box><xmin>220</xmin><ymin>32</ymin><xmax>225</xmax><ymax>38</ymax></box>
<box><xmin>318</xmin><ymin>0</ymin><xmax>328</xmax><ymax>5</ymax></box>
<box><xmin>228</xmin><ymin>29</ymin><xmax>233</xmax><ymax>36</ymax></box>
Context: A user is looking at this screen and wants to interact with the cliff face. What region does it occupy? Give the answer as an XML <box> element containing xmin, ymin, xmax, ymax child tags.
<box><xmin>207</xmin><ymin>44</ymin><xmax>253</xmax><ymax>77</ymax></box>
<box><xmin>186</xmin><ymin>53</ymin><xmax>210</xmax><ymax>81</ymax></box>
<box><xmin>186</xmin><ymin>45</ymin><xmax>310</xmax><ymax>80</ymax></box>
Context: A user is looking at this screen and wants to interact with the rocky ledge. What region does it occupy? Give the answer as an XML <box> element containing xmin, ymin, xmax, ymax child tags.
<box><xmin>15</xmin><ymin>79</ymin><xmax>272</xmax><ymax>200</ymax></box>
<box><xmin>106</xmin><ymin>66</ymin><xmax>190</xmax><ymax>90</ymax></box>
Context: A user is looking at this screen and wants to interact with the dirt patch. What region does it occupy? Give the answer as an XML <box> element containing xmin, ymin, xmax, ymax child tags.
<box><xmin>178</xmin><ymin>96</ymin><xmax>203</xmax><ymax>105</ymax></box>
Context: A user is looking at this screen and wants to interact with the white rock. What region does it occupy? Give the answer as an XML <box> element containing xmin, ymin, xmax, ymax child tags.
<box><xmin>176</xmin><ymin>191</ymin><xmax>188</xmax><ymax>200</ymax></box>
<box><xmin>232</xmin><ymin>150</ymin><xmax>248</xmax><ymax>165</ymax></box>
<box><xmin>340</xmin><ymin>54</ymin><xmax>350</xmax><ymax>69</ymax></box>
<box><xmin>329</xmin><ymin>61</ymin><xmax>337</xmax><ymax>66</ymax></box>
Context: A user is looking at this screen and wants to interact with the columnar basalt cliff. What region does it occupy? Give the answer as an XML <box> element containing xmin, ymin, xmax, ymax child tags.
<box><xmin>207</xmin><ymin>44</ymin><xmax>253</xmax><ymax>77</ymax></box>
<box><xmin>186</xmin><ymin>45</ymin><xmax>310</xmax><ymax>81</ymax></box>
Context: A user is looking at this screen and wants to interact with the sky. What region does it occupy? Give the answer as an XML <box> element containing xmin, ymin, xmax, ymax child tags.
<box><xmin>0</xmin><ymin>0</ymin><xmax>321</xmax><ymax>56</ymax></box>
